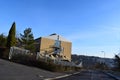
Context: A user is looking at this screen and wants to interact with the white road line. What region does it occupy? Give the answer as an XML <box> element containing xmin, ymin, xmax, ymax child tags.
<box><xmin>44</xmin><ymin>72</ymin><xmax>80</xmax><ymax>80</ymax></box>
<box><xmin>73</xmin><ymin>72</ymin><xmax>80</xmax><ymax>75</ymax></box>
<box><xmin>44</xmin><ymin>74</ymin><xmax>70</xmax><ymax>80</ymax></box>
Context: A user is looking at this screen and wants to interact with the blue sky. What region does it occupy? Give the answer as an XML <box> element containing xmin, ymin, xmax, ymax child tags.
<box><xmin>0</xmin><ymin>0</ymin><xmax>120</xmax><ymax>58</ymax></box>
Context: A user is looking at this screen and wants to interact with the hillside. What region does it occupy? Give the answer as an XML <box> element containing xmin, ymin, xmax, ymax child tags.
<box><xmin>71</xmin><ymin>54</ymin><xmax>115</xmax><ymax>69</ymax></box>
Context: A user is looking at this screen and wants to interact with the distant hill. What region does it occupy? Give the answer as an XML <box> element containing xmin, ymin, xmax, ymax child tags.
<box><xmin>71</xmin><ymin>54</ymin><xmax>115</xmax><ymax>69</ymax></box>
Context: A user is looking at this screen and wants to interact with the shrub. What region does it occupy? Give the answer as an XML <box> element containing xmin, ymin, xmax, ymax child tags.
<box><xmin>0</xmin><ymin>47</ymin><xmax>9</xmax><ymax>59</ymax></box>
<box><xmin>10</xmin><ymin>54</ymin><xmax>80</xmax><ymax>72</ymax></box>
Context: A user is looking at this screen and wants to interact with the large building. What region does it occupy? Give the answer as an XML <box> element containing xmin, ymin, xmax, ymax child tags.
<box><xmin>35</xmin><ymin>34</ymin><xmax>72</xmax><ymax>61</ymax></box>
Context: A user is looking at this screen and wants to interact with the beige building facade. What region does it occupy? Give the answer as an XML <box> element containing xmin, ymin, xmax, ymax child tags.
<box><xmin>35</xmin><ymin>34</ymin><xmax>72</xmax><ymax>61</ymax></box>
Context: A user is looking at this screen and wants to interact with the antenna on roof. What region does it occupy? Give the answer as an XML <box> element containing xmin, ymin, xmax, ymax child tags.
<box><xmin>50</xmin><ymin>33</ymin><xmax>57</xmax><ymax>36</ymax></box>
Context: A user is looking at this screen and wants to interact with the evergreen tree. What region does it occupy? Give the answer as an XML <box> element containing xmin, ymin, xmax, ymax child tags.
<box><xmin>115</xmin><ymin>55</ymin><xmax>120</xmax><ymax>70</ymax></box>
<box><xmin>6</xmin><ymin>22</ymin><xmax>16</xmax><ymax>48</ymax></box>
<box><xmin>0</xmin><ymin>33</ymin><xmax>7</xmax><ymax>47</ymax></box>
<box><xmin>20</xmin><ymin>28</ymin><xmax>35</xmax><ymax>52</ymax></box>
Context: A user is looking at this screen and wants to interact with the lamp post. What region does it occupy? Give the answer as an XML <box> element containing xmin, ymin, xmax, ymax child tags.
<box><xmin>101</xmin><ymin>51</ymin><xmax>106</xmax><ymax>70</ymax></box>
<box><xmin>101</xmin><ymin>51</ymin><xmax>105</xmax><ymax>58</ymax></box>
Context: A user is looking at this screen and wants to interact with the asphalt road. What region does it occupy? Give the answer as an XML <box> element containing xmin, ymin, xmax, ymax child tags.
<box><xmin>56</xmin><ymin>70</ymin><xmax>117</xmax><ymax>80</ymax></box>
<box><xmin>0</xmin><ymin>59</ymin><xmax>63</xmax><ymax>80</ymax></box>
<box><xmin>0</xmin><ymin>59</ymin><xmax>118</xmax><ymax>80</ymax></box>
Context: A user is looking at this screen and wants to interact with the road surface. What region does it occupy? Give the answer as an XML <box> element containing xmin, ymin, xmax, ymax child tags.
<box><xmin>56</xmin><ymin>70</ymin><xmax>117</xmax><ymax>80</ymax></box>
<box><xmin>0</xmin><ymin>59</ymin><xmax>63</xmax><ymax>80</ymax></box>
<box><xmin>0</xmin><ymin>59</ymin><xmax>118</xmax><ymax>80</ymax></box>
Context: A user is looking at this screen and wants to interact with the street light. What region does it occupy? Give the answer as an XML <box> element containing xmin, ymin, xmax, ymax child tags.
<box><xmin>101</xmin><ymin>51</ymin><xmax>105</xmax><ymax>58</ymax></box>
<box><xmin>101</xmin><ymin>51</ymin><xmax>106</xmax><ymax>70</ymax></box>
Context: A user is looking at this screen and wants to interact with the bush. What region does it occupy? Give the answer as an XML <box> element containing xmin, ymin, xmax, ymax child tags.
<box><xmin>10</xmin><ymin>54</ymin><xmax>80</xmax><ymax>72</ymax></box>
<box><xmin>0</xmin><ymin>47</ymin><xmax>9</xmax><ymax>59</ymax></box>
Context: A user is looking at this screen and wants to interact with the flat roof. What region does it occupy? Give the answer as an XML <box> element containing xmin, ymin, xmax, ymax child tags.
<box><xmin>42</xmin><ymin>34</ymin><xmax>71</xmax><ymax>42</ymax></box>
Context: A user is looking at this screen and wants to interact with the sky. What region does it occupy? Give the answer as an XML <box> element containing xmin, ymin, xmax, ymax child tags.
<box><xmin>0</xmin><ymin>0</ymin><xmax>120</xmax><ymax>58</ymax></box>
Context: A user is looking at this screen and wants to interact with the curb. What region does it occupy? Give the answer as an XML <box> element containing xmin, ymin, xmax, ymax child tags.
<box><xmin>44</xmin><ymin>72</ymin><xmax>80</xmax><ymax>80</ymax></box>
<box><xmin>106</xmin><ymin>73</ymin><xmax>120</xmax><ymax>80</ymax></box>
<box><xmin>103</xmin><ymin>71</ymin><xmax>120</xmax><ymax>80</ymax></box>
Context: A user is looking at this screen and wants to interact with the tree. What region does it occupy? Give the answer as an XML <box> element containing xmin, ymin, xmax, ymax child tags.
<box><xmin>115</xmin><ymin>55</ymin><xmax>120</xmax><ymax>70</ymax></box>
<box><xmin>94</xmin><ymin>62</ymin><xmax>108</xmax><ymax>70</ymax></box>
<box><xmin>0</xmin><ymin>33</ymin><xmax>7</xmax><ymax>47</ymax></box>
<box><xmin>6</xmin><ymin>22</ymin><xmax>16</xmax><ymax>48</ymax></box>
<box><xmin>20</xmin><ymin>28</ymin><xmax>35</xmax><ymax>52</ymax></box>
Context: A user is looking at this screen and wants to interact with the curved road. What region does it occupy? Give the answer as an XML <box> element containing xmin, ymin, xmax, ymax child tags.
<box><xmin>56</xmin><ymin>70</ymin><xmax>117</xmax><ymax>80</ymax></box>
<box><xmin>0</xmin><ymin>59</ymin><xmax>118</xmax><ymax>80</ymax></box>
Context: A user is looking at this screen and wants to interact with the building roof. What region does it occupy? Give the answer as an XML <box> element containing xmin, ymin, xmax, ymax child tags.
<box><xmin>42</xmin><ymin>33</ymin><xmax>71</xmax><ymax>42</ymax></box>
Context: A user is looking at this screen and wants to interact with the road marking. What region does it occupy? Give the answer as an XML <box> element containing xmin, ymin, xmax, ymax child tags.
<box><xmin>44</xmin><ymin>72</ymin><xmax>80</xmax><ymax>80</ymax></box>
<box><xmin>73</xmin><ymin>72</ymin><xmax>80</xmax><ymax>74</ymax></box>
<box><xmin>36</xmin><ymin>74</ymin><xmax>44</xmax><ymax>78</ymax></box>
<box><xmin>44</xmin><ymin>74</ymin><xmax>70</xmax><ymax>80</ymax></box>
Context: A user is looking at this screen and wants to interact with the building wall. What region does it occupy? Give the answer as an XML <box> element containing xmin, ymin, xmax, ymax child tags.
<box><xmin>40</xmin><ymin>38</ymin><xmax>54</xmax><ymax>52</ymax></box>
<box><xmin>61</xmin><ymin>41</ymin><xmax>71</xmax><ymax>61</ymax></box>
<box><xmin>39</xmin><ymin>37</ymin><xmax>72</xmax><ymax>61</ymax></box>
